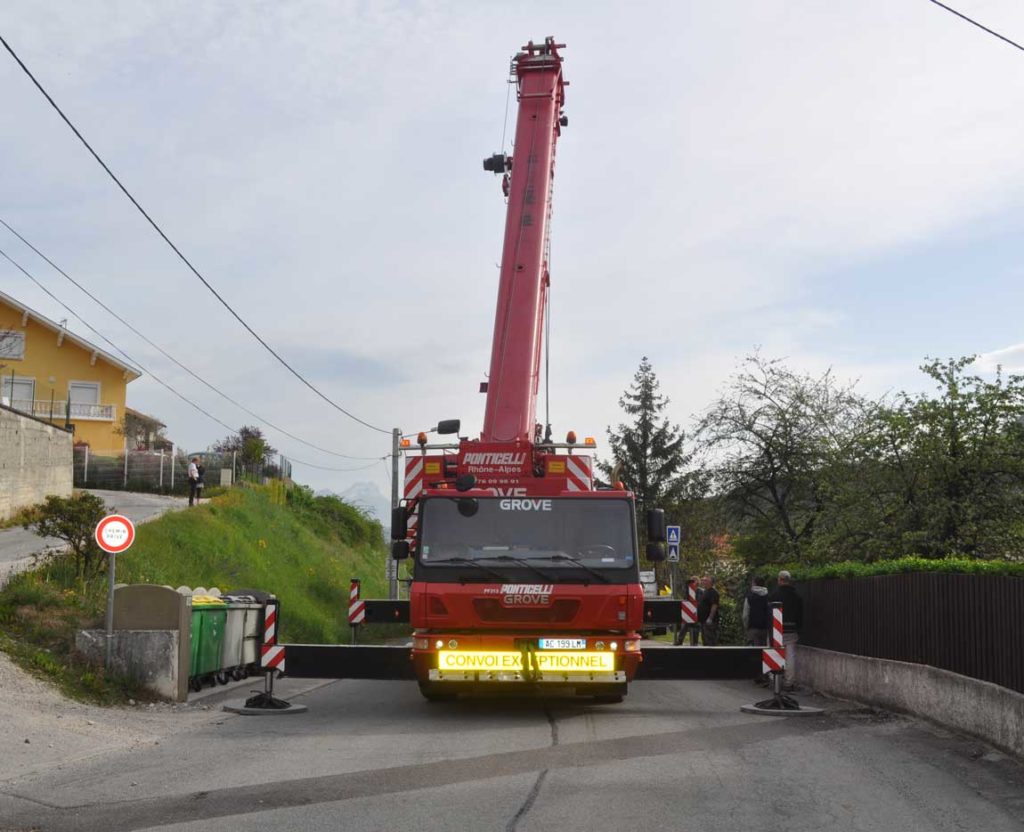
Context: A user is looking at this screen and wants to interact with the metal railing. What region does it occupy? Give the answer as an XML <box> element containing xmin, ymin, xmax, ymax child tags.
<box><xmin>7</xmin><ymin>398</ymin><xmax>115</xmax><ymax>421</ymax></box>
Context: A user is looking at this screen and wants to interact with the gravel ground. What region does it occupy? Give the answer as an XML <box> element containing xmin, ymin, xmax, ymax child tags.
<box><xmin>0</xmin><ymin>650</ymin><xmax>223</xmax><ymax>785</ymax></box>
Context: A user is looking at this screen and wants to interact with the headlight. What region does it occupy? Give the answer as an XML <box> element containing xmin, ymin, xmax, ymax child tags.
<box><xmin>624</xmin><ymin>639</ymin><xmax>641</xmax><ymax>652</ymax></box>
<box><xmin>610</xmin><ymin>641</ymin><xmax>618</xmax><ymax>651</ymax></box>
<box><xmin>435</xmin><ymin>639</ymin><xmax>444</xmax><ymax>649</ymax></box>
<box><xmin>414</xmin><ymin>637</ymin><xmax>430</xmax><ymax>650</ymax></box>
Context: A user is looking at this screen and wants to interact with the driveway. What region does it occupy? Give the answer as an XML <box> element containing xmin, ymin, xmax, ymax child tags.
<box><xmin>0</xmin><ymin>489</ymin><xmax>187</xmax><ymax>582</ymax></box>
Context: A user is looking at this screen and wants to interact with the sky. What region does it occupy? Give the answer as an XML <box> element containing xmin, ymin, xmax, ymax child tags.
<box><xmin>3</xmin><ymin>1</ymin><xmax>1024</xmax><ymax>497</ymax></box>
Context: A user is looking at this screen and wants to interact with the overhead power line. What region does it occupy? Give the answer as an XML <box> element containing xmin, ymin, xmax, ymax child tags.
<box><xmin>928</xmin><ymin>0</ymin><xmax>1024</xmax><ymax>53</ymax></box>
<box><xmin>0</xmin><ymin>32</ymin><xmax>391</xmax><ymax>436</ymax></box>
<box><xmin>0</xmin><ymin>218</ymin><xmax>381</xmax><ymax>461</ymax></box>
<box><xmin>0</xmin><ymin>246</ymin><xmax>385</xmax><ymax>473</ymax></box>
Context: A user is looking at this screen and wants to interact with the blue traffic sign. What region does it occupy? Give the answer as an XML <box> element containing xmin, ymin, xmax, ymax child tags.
<box><xmin>667</xmin><ymin>542</ymin><xmax>680</xmax><ymax>563</ymax></box>
<box><xmin>666</xmin><ymin>525</ymin><xmax>680</xmax><ymax>544</ymax></box>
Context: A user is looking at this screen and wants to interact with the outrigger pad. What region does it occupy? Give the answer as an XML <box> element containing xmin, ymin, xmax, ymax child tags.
<box><xmin>635</xmin><ymin>646</ymin><xmax>763</xmax><ymax>680</ymax></box>
<box><xmin>282</xmin><ymin>644</ymin><xmax>417</xmax><ymax>680</ymax></box>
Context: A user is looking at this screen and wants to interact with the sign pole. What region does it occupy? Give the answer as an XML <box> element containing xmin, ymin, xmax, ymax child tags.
<box><xmin>105</xmin><ymin>551</ymin><xmax>115</xmax><ymax>667</ymax></box>
<box><xmin>94</xmin><ymin>514</ymin><xmax>136</xmax><ymax>671</ymax></box>
<box><xmin>389</xmin><ymin>428</ymin><xmax>401</xmax><ymax>601</ymax></box>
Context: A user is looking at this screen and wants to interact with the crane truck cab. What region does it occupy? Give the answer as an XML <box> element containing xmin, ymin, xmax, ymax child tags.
<box><xmin>393</xmin><ymin>435</ymin><xmax>667</xmax><ymax>701</ymax></box>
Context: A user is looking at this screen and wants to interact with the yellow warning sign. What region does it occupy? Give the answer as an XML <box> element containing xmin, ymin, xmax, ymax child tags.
<box><xmin>437</xmin><ymin>651</ymin><xmax>614</xmax><ymax>672</ymax></box>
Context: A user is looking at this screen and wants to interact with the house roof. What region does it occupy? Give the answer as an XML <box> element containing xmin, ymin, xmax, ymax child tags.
<box><xmin>0</xmin><ymin>289</ymin><xmax>142</xmax><ymax>381</ymax></box>
<box><xmin>124</xmin><ymin>406</ymin><xmax>166</xmax><ymax>428</ymax></box>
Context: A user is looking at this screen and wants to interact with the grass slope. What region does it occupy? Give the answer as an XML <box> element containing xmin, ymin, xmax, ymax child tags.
<box><xmin>118</xmin><ymin>486</ymin><xmax>390</xmax><ymax>643</ymax></box>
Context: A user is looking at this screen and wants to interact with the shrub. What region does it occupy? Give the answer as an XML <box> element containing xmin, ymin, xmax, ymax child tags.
<box><xmin>23</xmin><ymin>493</ymin><xmax>108</xmax><ymax>579</ymax></box>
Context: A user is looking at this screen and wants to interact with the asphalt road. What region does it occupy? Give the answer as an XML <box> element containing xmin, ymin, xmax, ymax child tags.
<box><xmin>1</xmin><ymin>678</ymin><xmax>1022</xmax><ymax>832</ymax></box>
<box><xmin>0</xmin><ymin>489</ymin><xmax>186</xmax><ymax>566</ymax></box>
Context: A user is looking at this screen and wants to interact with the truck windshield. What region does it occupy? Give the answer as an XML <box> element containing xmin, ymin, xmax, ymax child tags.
<box><xmin>419</xmin><ymin>497</ymin><xmax>635</xmax><ymax>568</ymax></box>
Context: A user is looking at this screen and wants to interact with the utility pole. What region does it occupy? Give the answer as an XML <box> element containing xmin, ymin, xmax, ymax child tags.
<box><xmin>389</xmin><ymin>427</ymin><xmax>401</xmax><ymax>600</ymax></box>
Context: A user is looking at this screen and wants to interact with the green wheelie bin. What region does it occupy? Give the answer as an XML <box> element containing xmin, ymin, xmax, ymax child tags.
<box><xmin>189</xmin><ymin>596</ymin><xmax>228</xmax><ymax>691</ymax></box>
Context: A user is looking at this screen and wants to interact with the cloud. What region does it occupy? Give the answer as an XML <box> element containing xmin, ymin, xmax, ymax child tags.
<box><xmin>977</xmin><ymin>344</ymin><xmax>1024</xmax><ymax>373</ymax></box>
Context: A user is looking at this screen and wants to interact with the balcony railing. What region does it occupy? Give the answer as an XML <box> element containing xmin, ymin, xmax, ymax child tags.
<box><xmin>6</xmin><ymin>399</ymin><xmax>116</xmax><ymax>421</ymax></box>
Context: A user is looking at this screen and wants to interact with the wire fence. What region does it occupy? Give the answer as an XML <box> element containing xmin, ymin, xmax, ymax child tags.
<box><xmin>799</xmin><ymin>573</ymin><xmax>1024</xmax><ymax>695</ymax></box>
<box><xmin>73</xmin><ymin>447</ymin><xmax>293</xmax><ymax>494</ymax></box>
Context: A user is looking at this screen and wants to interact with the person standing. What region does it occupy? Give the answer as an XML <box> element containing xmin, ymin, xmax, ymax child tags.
<box><xmin>697</xmin><ymin>575</ymin><xmax>720</xmax><ymax>646</ymax></box>
<box><xmin>769</xmin><ymin>570</ymin><xmax>804</xmax><ymax>689</ymax></box>
<box><xmin>187</xmin><ymin>456</ymin><xmax>201</xmax><ymax>506</ymax></box>
<box><xmin>742</xmin><ymin>576</ymin><xmax>770</xmax><ymax>646</ymax></box>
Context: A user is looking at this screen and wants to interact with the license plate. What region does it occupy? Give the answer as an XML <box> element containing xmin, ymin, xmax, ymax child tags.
<box><xmin>538</xmin><ymin>638</ymin><xmax>586</xmax><ymax>650</ymax></box>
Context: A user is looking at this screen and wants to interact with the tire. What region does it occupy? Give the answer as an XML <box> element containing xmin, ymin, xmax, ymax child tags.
<box><xmin>216</xmin><ymin>671</ymin><xmax>230</xmax><ymax>686</ymax></box>
<box><xmin>232</xmin><ymin>667</ymin><xmax>245</xmax><ymax>682</ymax></box>
<box><xmin>189</xmin><ymin>677</ymin><xmax>202</xmax><ymax>693</ymax></box>
<box><xmin>418</xmin><ymin>681</ymin><xmax>457</xmax><ymax>702</ymax></box>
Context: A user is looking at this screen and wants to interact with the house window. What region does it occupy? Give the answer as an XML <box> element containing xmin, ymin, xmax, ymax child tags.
<box><xmin>69</xmin><ymin>381</ymin><xmax>100</xmax><ymax>406</ymax></box>
<box><xmin>0</xmin><ymin>330</ymin><xmax>25</xmax><ymax>360</ymax></box>
<box><xmin>1</xmin><ymin>375</ymin><xmax>35</xmax><ymax>409</ymax></box>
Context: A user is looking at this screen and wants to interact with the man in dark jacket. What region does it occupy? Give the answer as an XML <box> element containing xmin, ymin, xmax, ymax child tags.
<box><xmin>769</xmin><ymin>570</ymin><xmax>804</xmax><ymax>689</ymax></box>
<box><xmin>697</xmin><ymin>576</ymin><xmax>720</xmax><ymax>646</ymax></box>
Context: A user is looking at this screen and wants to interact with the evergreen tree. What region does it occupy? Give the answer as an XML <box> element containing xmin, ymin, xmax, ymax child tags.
<box><xmin>600</xmin><ymin>357</ymin><xmax>690</xmax><ymax>510</ymax></box>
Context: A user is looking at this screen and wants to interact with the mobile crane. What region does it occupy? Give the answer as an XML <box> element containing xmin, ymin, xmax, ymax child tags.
<box><xmin>269</xmin><ymin>39</ymin><xmax>765</xmax><ymax>705</ymax></box>
<box><xmin>391</xmin><ymin>37</ymin><xmax>661</xmax><ymax>701</ymax></box>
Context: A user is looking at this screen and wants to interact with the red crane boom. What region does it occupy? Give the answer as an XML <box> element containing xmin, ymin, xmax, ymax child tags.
<box><xmin>481</xmin><ymin>38</ymin><xmax>567</xmax><ymax>444</ymax></box>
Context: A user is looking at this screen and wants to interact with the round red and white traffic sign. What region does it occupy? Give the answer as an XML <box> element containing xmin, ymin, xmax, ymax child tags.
<box><xmin>95</xmin><ymin>514</ymin><xmax>135</xmax><ymax>554</ymax></box>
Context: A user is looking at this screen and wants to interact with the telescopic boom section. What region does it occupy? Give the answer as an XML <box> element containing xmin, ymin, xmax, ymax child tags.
<box><xmin>481</xmin><ymin>38</ymin><xmax>567</xmax><ymax>444</ymax></box>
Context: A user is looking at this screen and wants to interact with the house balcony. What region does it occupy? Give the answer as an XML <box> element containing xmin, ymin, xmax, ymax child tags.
<box><xmin>8</xmin><ymin>399</ymin><xmax>116</xmax><ymax>421</ymax></box>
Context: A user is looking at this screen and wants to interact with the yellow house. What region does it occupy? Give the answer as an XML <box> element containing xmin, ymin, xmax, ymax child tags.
<box><xmin>0</xmin><ymin>289</ymin><xmax>141</xmax><ymax>453</ymax></box>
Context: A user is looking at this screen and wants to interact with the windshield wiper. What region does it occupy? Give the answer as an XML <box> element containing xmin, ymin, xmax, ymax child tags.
<box><xmin>544</xmin><ymin>554</ymin><xmax>611</xmax><ymax>583</ymax></box>
<box><xmin>476</xmin><ymin>555</ymin><xmax>560</xmax><ymax>583</ymax></box>
<box><xmin>428</xmin><ymin>557</ymin><xmax>507</xmax><ymax>580</ymax></box>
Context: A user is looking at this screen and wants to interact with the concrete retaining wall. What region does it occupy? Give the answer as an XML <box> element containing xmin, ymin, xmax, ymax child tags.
<box><xmin>797</xmin><ymin>645</ymin><xmax>1024</xmax><ymax>758</ymax></box>
<box><xmin>76</xmin><ymin>629</ymin><xmax>180</xmax><ymax>701</ymax></box>
<box><xmin>0</xmin><ymin>405</ymin><xmax>72</xmax><ymax>521</ymax></box>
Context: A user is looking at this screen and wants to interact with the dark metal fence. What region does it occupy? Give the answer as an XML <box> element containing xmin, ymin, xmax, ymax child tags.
<box><xmin>72</xmin><ymin>447</ymin><xmax>294</xmax><ymax>494</ymax></box>
<box><xmin>799</xmin><ymin>573</ymin><xmax>1024</xmax><ymax>695</ymax></box>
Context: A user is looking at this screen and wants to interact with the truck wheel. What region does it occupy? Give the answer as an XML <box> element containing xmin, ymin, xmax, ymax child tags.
<box><xmin>418</xmin><ymin>682</ymin><xmax>457</xmax><ymax>702</ymax></box>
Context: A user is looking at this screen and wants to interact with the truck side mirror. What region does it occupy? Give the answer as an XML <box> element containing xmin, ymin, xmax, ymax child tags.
<box><xmin>391</xmin><ymin>506</ymin><xmax>408</xmax><ymax>541</ymax></box>
<box><xmin>437</xmin><ymin>419</ymin><xmax>461</xmax><ymax>435</ymax></box>
<box><xmin>646</xmin><ymin>508</ymin><xmax>666</xmax><ymax>542</ymax></box>
<box><xmin>646</xmin><ymin>542</ymin><xmax>666</xmax><ymax>563</ymax></box>
<box><xmin>391</xmin><ymin>540</ymin><xmax>410</xmax><ymax>561</ymax></box>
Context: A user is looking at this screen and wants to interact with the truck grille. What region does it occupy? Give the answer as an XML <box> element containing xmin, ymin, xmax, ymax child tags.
<box><xmin>472</xmin><ymin>598</ymin><xmax>580</xmax><ymax>623</ymax></box>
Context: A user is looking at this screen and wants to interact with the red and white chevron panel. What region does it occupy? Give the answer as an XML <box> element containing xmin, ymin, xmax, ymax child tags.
<box><xmin>263</xmin><ymin>600</ymin><xmax>278</xmax><ymax>646</ymax></box>
<box><xmin>761</xmin><ymin>647</ymin><xmax>785</xmax><ymax>674</ymax></box>
<box><xmin>771</xmin><ymin>606</ymin><xmax>784</xmax><ymax>649</ymax></box>
<box><xmin>681</xmin><ymin>599</ymin><xmax>698</xmax><ymax>624</ymax></box>
<box><xmin>565</xmin><ymin>455</ymin><xmax>593</xmax><ymax>492</ymax></box>
<box><xmin>404</xmin><ymin>457</ymin><xmax>424</xmax><ymax>536</ymax></box>
<box><xmin>348</xmin><ymin>579</ymin><xmax>365</xmax><ymax>625</ymax></box>
<box><xmin>261</xmin><ymin>643</ymin><xmax>285</xmax><ymax>672</ymax></box>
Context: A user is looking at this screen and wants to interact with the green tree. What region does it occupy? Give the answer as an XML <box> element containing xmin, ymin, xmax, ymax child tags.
<box><xmin>23</xmin><ymin>493</ymin><xmax>108</xmax><ymax>579</ymax></box>
<box><xmin>696</xmin><ymin>353</ymin><xmax>870</xmax><ymax>564</ymax></box>
<box><xmin>600</xmin><ymin>357</ymin><xmax>691</xmax><ymax>512</ymax></box>
<box><xmin>214</xmin><ymin>425</ymin><xmax>277</xmax><ymax>467</ymax></box>
<box><xmin>866</xmin><ymin>357</ymin><xmax>1024</xmax><ymax>558</ymax></box>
